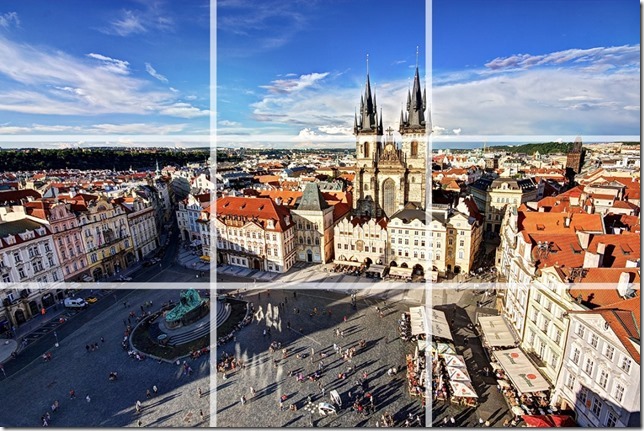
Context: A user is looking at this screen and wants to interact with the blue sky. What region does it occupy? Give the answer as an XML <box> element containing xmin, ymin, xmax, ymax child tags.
<box><xmin>0</xmin><ymin>0</ymin><xmax>209</xmax><ymax>148</ymax></box>
<box><xmin>218</xmin><ymin>0</ymin><xmax>639</xmax><ymax>149</ymax></box>
<box><xmin>432</xmin><ymin>0</ymin><xmax>640</xmax><ymax>142</ymax></box>
<box><xmin>216</xmin><ymin>0</ymin><xmax>426</xmax><ymax>148</ymax></box>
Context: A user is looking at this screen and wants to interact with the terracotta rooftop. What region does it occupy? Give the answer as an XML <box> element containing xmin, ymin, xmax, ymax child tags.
<box><xmin>216</xmin><ymin>196</ymin><xmax>294</xmax><ymax>232</ymax></box>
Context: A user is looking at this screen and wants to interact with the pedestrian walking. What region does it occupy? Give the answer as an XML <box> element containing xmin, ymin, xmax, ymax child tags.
<box><xmin>250</xmin><ymin>386</ymin><xmax>256</xmax><ymax>396</ymax></box>
<box><xmin>135</xmin><ymin>400</ymin><xmax>142</xmax><ymax>413</ymax></box>
<box><xmin>153</xmin><ymin>385</ymin><xmax>158</xmax><ymax>394</ymax></box>
<box><xmin>86</xmin><ymin>394</ymin><xmax>91</xmax><ymax>403</ymax></box>
<box><xmin>101</xmin><ymin>337</ymin><xmax>104</xmax><ymax>343</ymax></box>
<box><xmin>479</xmin><ymin>418</ymin><xmax>484</xmax><ymax>425</ymax></box>
<box><xmin>146</xmin><ymin>389</ymin><xmax>151</xmax><ymax>399</ymax></box>
<box><xmin>321</xmin><ymin>386</ymin><xmax>325</xmax><ymax>396</ymax></box>
<box><xmin>137</xmin><ymin>420</ymin><xmax>143</xmax><ymax>427</ymax></box>
<box><xmin>240</xmin><ymin>395</ymin><xmax>246</xmax><ymax>405</ymax></box>
<box><xmin>86</xmin><ymin>344</ymin><xmax>90</xmax><ymax>352</ymax></box>
<box><xmin>293</xmin><ymin>291</ymin><xmax>296</xmax><ymax>299</ymax></box>
<box><xmin>443</xmin><ymin>417</ymin><xmax>449</xmax><ymax>426</ymax></box>
<box><xmin>284</xmin><ymin>296</ymin><xmax>288</xmax><ymax>304</ymax></box>
<box><xmin>450</xmin><ymin>417</ymin><xmax>456</xmax><ymax>424</ymax></box>
<box><xmin>279</xmin><ymin>401</ymin><xmax>284</xmax><ymax>411</ymax></box>
<box><xmin>198</xmin><ymin>387</ymin><xmax>202</xmax><ymax>398</ymax></box>
<box><xmin>123</xmin><ymin>302</ymin><xmax>127</xmax><ymax>308</ymax></box>
<box><xmin>200</xmin><ymin>409</ymin><xmax>205</xmax><ymax>422</ymax></box>
<box><xmin>69</xmin><ymin>389</ymin><xmax>76</xmax><ymax>399</ymax></box>
<box><xmin>287</xmin><ymin>321</ymin><xmax>291</xmax><ymax>329</ymax></box>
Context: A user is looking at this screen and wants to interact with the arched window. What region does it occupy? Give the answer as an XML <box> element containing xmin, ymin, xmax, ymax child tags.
<box><xmin>363</xmin><ymin>142</ymin><xmax>370</xmax><ymax>158</ymax></box>
<box><xmin>382</xmin><ymin>178</ymin><xmax>396</xmax><ymax>217</ymax></box>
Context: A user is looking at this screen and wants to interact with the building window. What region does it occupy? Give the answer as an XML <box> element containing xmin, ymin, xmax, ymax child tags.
<box><xmin>2</xmin><ymin>273</ymin><xmax>10</xmax><ymax>283</ymax></box>
<box><xmin>571</xmin><ymin>348</ymin><xmax>580</xmax><ymax>365</ymax></box>
<box><xmin>591</xmin><ymin>397</ymin><xmax>602</xmax><ymax>417</ymax></box>
<box><xmin>598</xmin><ymin>370</ymin><xmax>608</xmax><ymax>389</ymax></box>
<box><xmin>614</xmin><ymin>383</ymin><xmax>624</xmax><ymax>402</ymax></box>
<box><xmin>620</xmin><ymin>357</ymin><xmax>632</xmax><ymax>373</ymax></box>
<box><xmin>576</xmin><ymin>324</ymin><xmax>586</xmax><ymax>338</ymax></box>
<box><xmin>337</xmin><ymin>243</ymin><xmax>341</xmax><ymax>249</ymax></box>
<box><xmin>584</xmin><ymin>358</ymin><xmax>594</xmax><ymax>376</ymax></box>
<box><xmin>565</xmin><ymin>372</ymin><xmax>575</xmax><ymax>390</ymax></box>
<box><xmin>579</xmin><ymin>387</ymin><xmax>588</xmax><ymax>405</ymax></box>
<box><xmin>590</xmin><ymin>333</ymin><xmax>598</xmax><ymax>348</ymax></box>
<box><xmin>604</xmin><ymin>345</ymin><xmax>615</xmax><ymax>360</ymax></box>
<box><xmin>606</xmin><ymin>411</ymin><xmax>618</xmax><ymax>427</ymax></box>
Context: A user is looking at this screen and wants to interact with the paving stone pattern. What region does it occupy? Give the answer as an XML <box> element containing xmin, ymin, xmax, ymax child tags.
<box><xmin>215</xmin><ymin>288</ymin><xmax>426</xmax><ymax>428</ymax></box>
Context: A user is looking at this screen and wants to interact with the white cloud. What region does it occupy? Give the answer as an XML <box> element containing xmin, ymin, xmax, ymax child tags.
<box><xmin>87</xmin><ymin>53</ymin><xmax>130</xmax><ymax>75</ymax></box>
<box><xmin>0</xmin><ymin>122</ymin><xmax>188</xmax><ymax>135</ymax></box>
<box><xmin>158</xmin><ymin>103</ymin><xmax>209</xmax><ymax>118</ymax></box>
<box><xmin>103</xmin><ymin>7</ymin><xmax>174</xmax><ymax>37</ymax></box>
<box><xmin>219</xmin><ymin>120</ymin><xmax>241</xmax><ymax>127</ymax></box>
<box><xmin>317</xmin><ymin>125</ymin><xmax>352</xmax><ymax>135</ymax></box>
<box><xmin>250</xmin><ymin>72</ymin><xmax>415</xmax><ymax>140</ymax></box>
<box><xmin>297</xmin><ymin>128</ymin><xmax>317</xmax><ymax>138</ymax></box>
<box><xmin>0</xmin><ymin>12</ymin><xmax>19</xmax><ymax>29</ymax></box>
<box><xmin>452</xmin><ymin>128</ymin><xmax>461</xmax><ymax>135</ymax></box>
<box><xmin>484</xmin><ymin>45</ymin><xmax>639</xmax><ymax>71</ymax></box>
<box><xmin>260</xmin><ymin>72</ymin><xmax>329</xmax><ymax>94</ymax></box>
<box><xmin>433</xmin><ymin>67</ymin><xmax>639</xmax><ymax>136</ymax></box>
<box><xmin>145</xmin><ymin>62</ymin><xmax>168</xmax><ymax>83</ymax></box>
<box><xmin>0</xmin><ymin>36</ymin><xmax>206</xmax><ymax>119</ymax></box>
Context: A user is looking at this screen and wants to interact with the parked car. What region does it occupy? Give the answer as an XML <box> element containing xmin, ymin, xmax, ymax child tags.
<box><xmin>85</xmin><ymin>296</ymin><xmax>98</xmax><ymax>304</ymax></box>
<box><xmin>64</xmin><ymin>298</ymin><xmax>88</xmax><ymax>309</ymax></box>
<box><xmin>118</xmin><ymin>275</ymin><xmax>132</xmax><ymax>282</ymax></box>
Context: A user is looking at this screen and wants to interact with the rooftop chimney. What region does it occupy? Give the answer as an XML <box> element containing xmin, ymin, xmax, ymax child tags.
<box><xmin>583</xmin><ymin>251</ymin><xmax>601</xmax><ymax>268</ymax></box>
<box><xmin>577</xmin><ymin>231</ymin><xmax>591</xmax><ymax>250</ymax></box>
<box><xmin>564</xmin><ymin>215</ymin><xmax>571</xmax><ymax>228</ymax></box>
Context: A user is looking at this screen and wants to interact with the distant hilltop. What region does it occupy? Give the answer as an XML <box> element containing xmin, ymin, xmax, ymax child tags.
<box><xmin>0</xmin><ymin>148</ymin><xmax>210</xmax><ymax>172</ymax></box>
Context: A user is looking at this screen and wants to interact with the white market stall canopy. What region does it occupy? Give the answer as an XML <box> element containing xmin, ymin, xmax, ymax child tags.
<box><xmin>365</xmin><ymin>264</ymin><xmax>386</xmax><ymax>275</ymax></box>
<box><xmin>450</xmin><ymin>381</ymin><xmax>478</xmax><ymax>398</ymax></box>
<box><xmin>442</xmin><ymin>354</ymin><xmax>467</xmax><ymax>368</ymax></box>
<box><xmin>447</xmin><ymin>366</ymin><xmax>471</xmax><ymax>382</ymax></box>
<box><xmin>436</xmin><ymin>342</ymin><xmax>456</xmax><ymax>355</ymax></box>
<box><xmin>493</xmin><ymin>349</ymin><xmax>550</xmax><ymax>393</ymax></box>
<box><xmin>409</xmin><ymin>306</ymin><xmax>428</xmax><ymax>335</ymax></box>
<box><xmin>389</xmin><ymin>267</ymin><xmax>413</xmax><ymax>277</ymax></box>
<box><xmin>431</xmin><ymin>309</ymin><xmax>453</xmax><ymax>341</ymax></box>
<box><xmin>334</xmin><ymin>260</ymin><xmax>362</xmax><ymax>267</ymax></box>
<box><xmin>479</xmin><ymin>315</ymin><xmax>516</xmax><ymax>347</ymax></box>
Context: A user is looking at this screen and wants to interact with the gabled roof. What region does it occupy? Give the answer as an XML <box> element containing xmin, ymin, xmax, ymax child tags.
<box><xmin>574</xmin><ymin>296</ymin><xmax>641</xmax><ymax>363</ymax></box>
<box><xmin>297</xmin><ymin>183</ymin><xmax>329</xmax><ymax>211</ymax></box>
<box><xmin>216</xmin><ymin>196</ymin><xmax>294</xmax><ymax>232</ymax></box>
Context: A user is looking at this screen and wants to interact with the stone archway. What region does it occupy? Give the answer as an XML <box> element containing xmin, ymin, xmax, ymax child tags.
<box><xmin>14</xmin><ymin>309</ymin><xmax>26</xmax><ymax>325</ymax></box>
<box><xmin>400</xmin><ymin>262</ymin><xmax>409</xmax><ymax>268</ymax></box>
<box><xmin>389</xmin><ymin>261</ymin><xmax>398</xmax><ymax>267</ymax></box>
<box><xmin>413</xmin><ymin>264</ymin><xmax>424</xmax><ymax>276</ymax></box>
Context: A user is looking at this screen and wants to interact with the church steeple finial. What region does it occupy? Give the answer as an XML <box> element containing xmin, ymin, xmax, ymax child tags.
<box><xmin>415</xmin><ymin>45</ymin><xmax>419</xmax><ymax>69</ymax></box>
<box><xmin>356</xmin><ymin>53</ymin><xmax>377</xmax><ymax>134</ymax></box>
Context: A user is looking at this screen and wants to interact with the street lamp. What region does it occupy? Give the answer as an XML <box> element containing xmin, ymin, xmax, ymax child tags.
<box><xmin>54</xmin><ymin>331</ymin><xmax>59</xmax><ymax>348</ymax></box>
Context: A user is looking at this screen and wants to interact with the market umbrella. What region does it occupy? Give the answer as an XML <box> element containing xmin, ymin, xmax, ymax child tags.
<box><xmin>447</xmin><ymin>366</ymin><xmax>471</xmax><ymax>382</ymax></box>
<box><xmin>443</xmin><ymin>354</ymin><xmax>466</xmax><ymax>368</ymax></box>
<box><xmin>512</xmin><ymin>406</ymin><xmax>525</xmax><ymax>416</ymax></box>
<box><xmin>449</xmin><ymin>381</ymin><xmax>478</xmax><ymax>398</ymax></box>
<box><xmin>437</xmin><ymin>342</ymin><xmax>456</xmax><ymax>355</ymax></box>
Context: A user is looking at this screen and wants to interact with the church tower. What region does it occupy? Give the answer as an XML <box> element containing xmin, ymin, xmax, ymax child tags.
<box><xmin>399</xmin><ymin>56</ymin><xmax>428</xmax><ymax>210</ymax></box>
<box><xmin>354</xmin><ymin>57</ymin><xmax>383</xmax><ymax>217</ymax></box>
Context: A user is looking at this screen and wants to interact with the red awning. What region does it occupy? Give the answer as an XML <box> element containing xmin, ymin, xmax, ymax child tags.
<box><xmin>550</xmin><ymin>415</ymin><xmax>577</xmax><ymax>427</ymax></box>
<box><xmin>523</xmin><ymin>415</ymin><xmax>576</xmax><ymax>428</ymax></box>
<box><xmin>523</xmin><ymin>415</ymin><xmax>554</xmax><ymax>427</ymax></box>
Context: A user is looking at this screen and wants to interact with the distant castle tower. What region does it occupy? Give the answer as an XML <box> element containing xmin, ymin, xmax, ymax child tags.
<box><xmin>566</xmin><ymin>136</ymin><xmax>585</xmax><ymax>180</ymax></box>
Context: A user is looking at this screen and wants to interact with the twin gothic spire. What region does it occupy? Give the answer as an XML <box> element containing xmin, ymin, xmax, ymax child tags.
<box><xmin>354</xmin><ymin>51</ymin><xmax>427</xmax><ymax>135</ymax></box>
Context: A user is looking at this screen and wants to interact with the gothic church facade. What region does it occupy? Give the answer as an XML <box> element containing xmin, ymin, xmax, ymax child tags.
<box><xmin>353</xmin><ymin>65</ymin><xmax>428</xmax><ymax>218</ymax></box>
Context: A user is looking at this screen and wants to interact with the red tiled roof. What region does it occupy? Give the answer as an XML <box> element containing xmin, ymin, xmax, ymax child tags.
<box><xmin>216</xmin><ymin>196</ymin><xmax>294</xmax><ymax>232</ymax></box>
<box><xmin>518</xmin><ymin>211</ymin><xmax>604</xmax><ymax>234</ymax></box>
<box><xmin>586</xmin><ymin>233</ymin><xmax>641</xmax><ymax>268</ymax></box>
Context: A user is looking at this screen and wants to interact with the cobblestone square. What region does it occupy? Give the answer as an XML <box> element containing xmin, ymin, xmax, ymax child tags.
<box><xmin>0</xmin><ymin>288</ymin><xmax>211</xmax><ymax>428</ymax></box>
<box><xmin>215</xmin><ymin>288</ymin><xmax>426</xmax><ymax>428</ymax></box>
